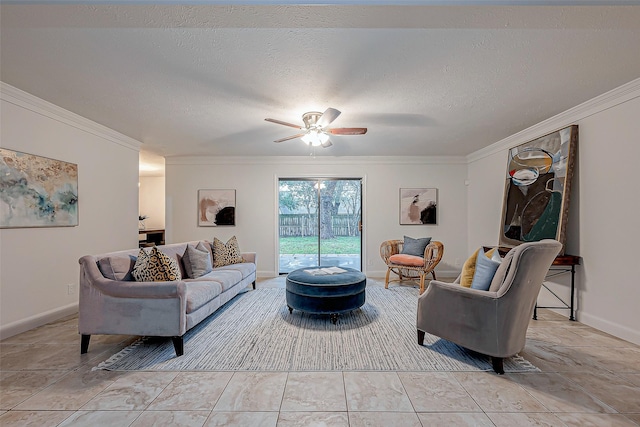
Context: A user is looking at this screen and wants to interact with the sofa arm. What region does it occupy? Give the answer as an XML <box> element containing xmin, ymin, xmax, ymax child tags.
<box><xmin>79</xmin><ymin>255</ymin><xmax>186</xmax><ymax>298</ymax></box>
<box><xmin>241</xmin><ymin>252</ymin><xmax>257</xmax><ymax>264</ymax></box>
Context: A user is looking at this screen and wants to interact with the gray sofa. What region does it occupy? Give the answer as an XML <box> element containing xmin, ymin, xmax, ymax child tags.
<box><xmin>78</xmin><ymin>240</ymin><xmax>256</xmax><ymax>356</ymax></box>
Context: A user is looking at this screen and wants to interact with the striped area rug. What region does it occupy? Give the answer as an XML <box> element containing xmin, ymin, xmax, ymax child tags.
<box><xmin>95</xmin><ymin>284</ymin><xmax>538</xmax><ymax>372</ymax></box>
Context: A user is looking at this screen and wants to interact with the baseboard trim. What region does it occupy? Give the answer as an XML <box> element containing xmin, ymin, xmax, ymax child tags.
<box><xmin>0</xmin><ymin>303</ymin><xmax>79</xmax><ymax>340</ymax></box>
<box><xmin>367</xmin><ymin>268</ymin><xmax>460</xmax><ymax>279</ymax></box>
<box><xmin>257</xmin><ymin>270</ymin><xmax>277</xmax><ymax>278</ymax></box>
<box><xmin>578</xmin><ymin>312</ymin><xmax>640</xmax><ymax>346</ymax></box>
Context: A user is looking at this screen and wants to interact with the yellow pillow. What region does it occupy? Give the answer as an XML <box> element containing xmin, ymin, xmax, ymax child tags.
<box><xmin>460</xmin><ymin>247</ymin><xmax>496</xmax><ymax>288</ymax></box>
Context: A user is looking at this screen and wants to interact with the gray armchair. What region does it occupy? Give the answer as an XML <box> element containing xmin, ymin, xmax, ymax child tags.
<box><xmin>416</xmin><ymin>240</ymin><xmax>562</xmax><ymax>374</ymax></box>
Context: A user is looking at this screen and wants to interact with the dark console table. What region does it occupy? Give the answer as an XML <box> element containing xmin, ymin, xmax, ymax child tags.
<box><xmin>494</xmin><ymin>247</ymin><xmax>581</xmax><ymax>321</ymax></box>
<box><xmin>139</xmin><ymin>229</ymin><xmax>165</xmax><ymax>248</ymax></box>
<box><xmin>533</xmin><ymin>254</ymin><xmax>581</xmax><ymax>321</ymax></box>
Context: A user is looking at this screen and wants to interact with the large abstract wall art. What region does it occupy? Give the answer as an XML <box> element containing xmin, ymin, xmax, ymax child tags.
<box><xmin>0</xmin><ymin>148</ymin><xmax>78</xmax><ymax>228</ymax></box>
<box><xmin>499</xmin><ymin>125</ymin><xmax>577</xmax><ymax>253</ymax></box>
<box><xmin>400</xmin><ymin>188</ymin><xmax>437</xmax><ymax>225</ymax></box>
<box><xmin>198</xmin><ymin>189</ymin><xmax>236</xmax><ymax>226</ymax></box>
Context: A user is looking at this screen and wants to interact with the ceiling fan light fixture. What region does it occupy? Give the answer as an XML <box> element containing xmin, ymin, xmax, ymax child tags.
<box><xmin>265</xmin><ymin>107</ymin><xmax>365</xmax><ymax>148</ymax></box>
<box><xmin>301</xmin><ymin>130</ymin><xmax>329</xmax><ymax>147</ymax></box>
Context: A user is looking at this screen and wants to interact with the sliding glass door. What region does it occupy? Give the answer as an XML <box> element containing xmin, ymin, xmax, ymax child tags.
<box><xmin>278</xmin><ymin>178</ymin><xmax>362</xmax><ymax>274</ymax></box>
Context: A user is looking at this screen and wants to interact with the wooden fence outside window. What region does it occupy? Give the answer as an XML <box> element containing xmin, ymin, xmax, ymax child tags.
<box><xmin>279</xmin><ymin>214</ymin><xmax>360</xmax><ymax>237</ymax></box>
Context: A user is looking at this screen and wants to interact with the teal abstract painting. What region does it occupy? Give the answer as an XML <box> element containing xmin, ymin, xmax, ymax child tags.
<box><xmin>0</xmin><ymin>148</ymin><xmax>78</xmax><ymax>228</ymax></box>
<box><xmin>499</xmin><ymin>125</ymin><xmax>577</xmax><ymax>253</ymax></box>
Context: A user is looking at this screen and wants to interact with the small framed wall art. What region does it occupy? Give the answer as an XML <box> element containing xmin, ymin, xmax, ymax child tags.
<box><xmin>400</xmin><ymin>188</ymin><xmax>437</xmax><ymax>225</ymax></box>
<box><xmin>198</xmin><ymin>189</ymin><xmax>236</xmax><ymax>226</ymax></box>
<box><xmin>0</xmin><ymin>148</ymin><xmax>78</xmax><ymax>228</ymax></box>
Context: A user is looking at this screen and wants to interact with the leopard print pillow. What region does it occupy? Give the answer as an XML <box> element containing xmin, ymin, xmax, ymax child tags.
<box><xmin>212</xmin><ymin>236</ymin><xmax>244</xmax><ymax>268</ymax></box>
<box><xmin>132</xmin><ymin>246</ymin><xmax>182</xmax><ymax>282</ymax></box>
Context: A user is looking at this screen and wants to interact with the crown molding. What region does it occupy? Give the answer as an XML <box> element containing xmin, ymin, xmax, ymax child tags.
<box><xmin>165</xmin><ymin>155</ymin><xmax>467</xmax><ymax>166</ymax></box>
<box><xmin>1</xmin><ymin>82</ymin><xmax>141</xmax><ymax>151</ymax></box>
<box><xmin>467</xmin><ymin>77</ymin><xmax>640</xmax><ymax>163</ymax></box>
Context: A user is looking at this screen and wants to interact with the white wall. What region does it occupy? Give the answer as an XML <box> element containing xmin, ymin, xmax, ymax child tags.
<box><xmin>165</xmin><ymin>157</ymin><xmax>468</xmax><ymax>278</ymax></box>
<box><xmin>139</xmin><ymin>176</ymin><xmax>165</xmax><ymax>230</ymax></box>
<box><xmin>6</xmin><ymin>78</ymin><xmax>637</xmax><ymax>347</ymax></box>
<box><xmin>0</xmin><ymin>84</ymin><xmax>141</xmax><ymax>339</ymax></box>
<box><xmin>467</xmin><ymin>79</ymin><xmax>640</xmax><ymax>344</ymax></box>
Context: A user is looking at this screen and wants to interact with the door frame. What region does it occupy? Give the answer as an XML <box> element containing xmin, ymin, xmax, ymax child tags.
<box><xmin>275</xmin><ymin>174</ymin><xmax>366</xmax><ymax>275</ymax></box>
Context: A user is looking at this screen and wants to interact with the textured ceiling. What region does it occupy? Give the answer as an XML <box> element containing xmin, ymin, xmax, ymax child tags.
<box><xmin>2</xmin><ymin>3</ymin><xmax>640</xmax><ymax>165</ymax></box>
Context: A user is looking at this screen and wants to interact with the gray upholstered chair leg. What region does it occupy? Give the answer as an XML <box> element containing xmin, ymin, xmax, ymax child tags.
<box><xmin>492</xmin><ymin>357</ymin><xmax>504</xmax><ymax>374</ymax></box>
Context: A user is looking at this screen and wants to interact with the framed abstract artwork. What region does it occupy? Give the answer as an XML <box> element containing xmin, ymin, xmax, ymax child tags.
<box><xmin>400</xmin><ymin>188</ymin><xmax>437</xmax><ymax>225</ymax></box>
<box><xmin>499</xmin><ymin>125</ymin><xmax>578</xmax><ymax>253</ymax></box>
<box><xmin>0</xmin><ymin>148</ymin><xmax>78</xmax><ymax>228</ymax></box>
<box><xmin>198</xmin><ymin>189</ymin><xmax>236</xmax><ymax>226</ymax></box>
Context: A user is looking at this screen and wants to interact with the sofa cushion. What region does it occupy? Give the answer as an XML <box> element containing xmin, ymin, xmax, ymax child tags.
<box><xmin>215</xmin><ymin>262</ymin><xmax>256</xmax><ymax>279</ymax></box>
<box><xmin>183</xmin><ymin>241</ymin><xmax>213</xmax><ymax>279</ymax></box>
<box><xmin>400</xmin><ymin>236</ymin><xmax>431</xmax><ymax>257</ymax></box>
<box><xmin>212</xmin><ymin>236</ymin><xmax>244</xmax><ymax>268</ymax></box>
<box><xmin>132</xmin><ymin>246</ymin><xmax>182</xmax><ymax>282</ymax></box>
<box><xmin>190</xmin><ymin>269</ymin><xmax>243</xmax><ymax>292</ymax></box>
<box><xmin>389</xmin><ymin>253</ymin><xmax>424</xmax><ymax>267</ymax></box>
<box><xmin>98</xmin><ymin>255</ymin><xmax>136</xmax><ymax>281</ymax></box>
<box><xmin>470</xmin><ymin>249</ymin><xmax>502</xmax><ymax>291</ymax></box>
<box><xmin>184</xmin><ymin>281</ymin><xmax>223</xmax><ymax>314</ymax></box>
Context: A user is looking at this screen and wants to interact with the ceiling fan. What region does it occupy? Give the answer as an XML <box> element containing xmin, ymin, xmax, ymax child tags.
<box><xmin>265</xmin><ymin>107</ymin><xmax>367</xmax><ymax>148</ymax></box>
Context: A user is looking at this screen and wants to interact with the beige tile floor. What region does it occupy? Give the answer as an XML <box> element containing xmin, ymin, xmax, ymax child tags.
<box><xmin>1</xmin><ymin>278</ymin><xmax>639</xmax><ymax>426</ymax></box>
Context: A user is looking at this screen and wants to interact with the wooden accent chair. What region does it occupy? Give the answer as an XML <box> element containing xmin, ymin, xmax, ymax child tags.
<box><xmin>416</xmin><ymin>240</ymin><xmax>562</xmax><ymax>374</ymax></box>
<box><xmin>380</xmin><ymin>240</ymin><xmax>444</xmax><ymax>294</ymax></box>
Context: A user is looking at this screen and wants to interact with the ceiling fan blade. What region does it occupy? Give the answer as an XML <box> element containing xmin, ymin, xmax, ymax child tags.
<box><xmin>327</xmin><ymin>127</ymin><xmax>368</xmax><ymax>135</ymax></box>
<box><xmin>274</xmin><ymin>133</ymin><xmax>305</xmax><ymax>143</ymax></box>
<box><xmin>265</xmin><ymin>118</ymin><xmax>302</xmax><ymax>130</ymax></box>
<box><xmin>317</xmin><ymin>108</ymin><xmax>341</xmax><ymax>128</ymax></box>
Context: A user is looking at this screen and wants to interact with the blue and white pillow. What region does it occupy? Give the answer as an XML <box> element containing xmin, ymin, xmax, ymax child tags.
<box><xmin>470</xmin><ymin>249</ymin><xmax>502</xmax><ymax>291</ymax></box>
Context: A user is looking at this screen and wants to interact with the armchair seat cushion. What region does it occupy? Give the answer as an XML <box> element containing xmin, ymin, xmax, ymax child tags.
<box><xmin>389</xmin><ymin>254</ymin><xmax>424</xmax><ymax>267</ymax></box>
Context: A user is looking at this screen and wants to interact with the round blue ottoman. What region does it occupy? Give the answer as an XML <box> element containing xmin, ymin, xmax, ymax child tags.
<box><xmin>286</xmin><ymin>267</ymin><xmax>367</xmax><ymax>324</ymax></box>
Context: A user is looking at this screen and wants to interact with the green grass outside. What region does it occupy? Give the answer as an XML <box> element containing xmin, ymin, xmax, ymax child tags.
<box><xmin>279</xmin><ymin>236</ymin><xmax>361</xmax><ymax>254</ymax></box>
